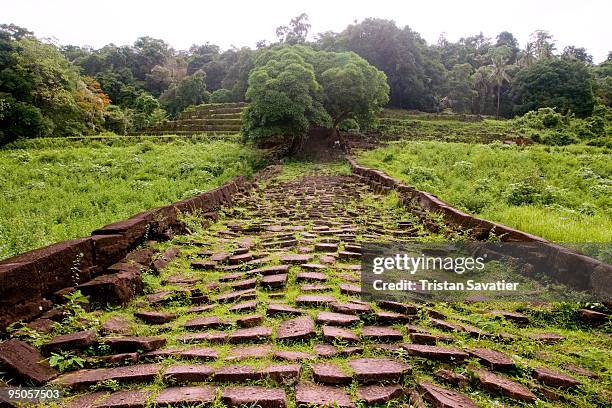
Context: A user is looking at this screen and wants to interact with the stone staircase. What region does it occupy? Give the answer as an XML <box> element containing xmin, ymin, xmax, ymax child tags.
<box><xmin>140</xmin><ymin>102</ymin><xmax>247</xmax><ymax>136</ymax></box>
<box><xmin>0</xmin><ymin>166</ymin><xmax>609</xmax><ymax>407</ymax></box>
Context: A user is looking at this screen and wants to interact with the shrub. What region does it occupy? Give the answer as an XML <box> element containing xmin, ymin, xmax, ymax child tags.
<box><xmin>401</xmin><ymin>165</ymin><xmax>438</xmax><ymax>183</ymax></box>
<box><xmin>339</xmin><ymin>118</ymin><xmax>360</xmax><ymax>132</ymax></box>
<box><xmin>48</xmin><ymin>351</ymin><xmax>86</xmax><ymax>372</ymax></box>
<box><xmin>209</xmin><ymin>88</ymin><xmax>234</xmax><ymax>103</ymax></box>
<box><xmin>512</xmin><ymin>107</ymin><xmax>566</xmax><ymax>130</ymax></box>
<box><xmin>505</xmin><ymin>177</ymin><xmax>557</xmax><ymax>205</ymax></box>
<box><xmin>103</xmin><ymin>105</ymin><xmax>129</xmax><ymax>135</ymax></box>
<box><xmin>538</xmin><ymin>129</ymin><xmax>580</xmax><ymax>146</ymax></box>
<box><xmin>511</xmin><ymin>105</ymin><xmax>611</xmax><ymax>146</ymax></box>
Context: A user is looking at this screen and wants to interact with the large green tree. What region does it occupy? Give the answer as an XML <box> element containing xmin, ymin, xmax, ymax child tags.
<box><xmin>593</xmin><ymin>54</ymin><xmax>612</xmax><ymax>107</ymax></box>
<box><xmin>512</xmin><ymin>58</ymin><xmax>595</xmax><ymax>117</ymax></box>
<box><xmin>242</xmin><ymin>45</ymin><xmax>388</xmax><ymax>148</ymax></box>
<box><xmin>241</xmin><ymin>47</ymin><xmax>330</xmax><ymax>147</ymax></box>
<box><xmin>0</xmin><ymin>24</ymin><xmax>107</xmax><ymax>144</ymax></box>
<box><xmin>160</xmin><ymin>70</ymin><xmax>209</xmax><ymax>115</ymax></box>
<box><xmin>336</xmin><ymin>19</ymin><xmax>445</xmax><ymax>111</ymax></box>
<box><xmin>444</xmin><ymin>63</ymin><xmax>476</xmax><ymax>113</ymax></box>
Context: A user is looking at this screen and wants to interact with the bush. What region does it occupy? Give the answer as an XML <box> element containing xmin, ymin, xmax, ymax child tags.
<box><xmin>103</xmin><ymin>105</ymin><xmax>129</xmax><ymax>135</ymax></box>
<box><xmin>512</xmin><ymin>105</ymin><xmax>611</xmax><ymax>146</ymax></box>
<box><xmin>512</xmin><ymin>107</ymin><xmax>566</xmax><ymax>130</ymax></box>
<box><xmin>128</xmin><ymin>93</ymin><xmax>168</xmax><ymax>132</ymax></box>
<box><xmin>339</xmin><ymin>118</ymin><xmax>360</xmax><ymax>132</ymax></box>
<box><xmin>537</xmin><ymin>129</ymin><xmax>580</xmax><ymax>146</ymax></box>
<box><xmin>505</xmin><ymin>177</ymin><xmax>557</xmax><ymax>205</ymax></box>
<box><xmin>209</xmin><ymin>88</ymin><xmax>234</xmax><ymax>103</ymax></box>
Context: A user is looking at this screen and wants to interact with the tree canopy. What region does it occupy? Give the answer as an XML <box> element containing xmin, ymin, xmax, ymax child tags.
<box><xmin>241</xmin><ymin>45</ymin><xmax>388</xmax><ymax>147</ymax></box>
<box><xmin>512</xmin><ymin>58</ymin><xmax>595</xmax><ymax>117</ymax></box>
<box><xmin>0</xmin><ymin>25</ymin><xmax>107</xmax><ymax>144</ymax></box>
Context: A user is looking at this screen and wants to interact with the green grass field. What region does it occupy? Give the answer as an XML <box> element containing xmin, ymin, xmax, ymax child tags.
<box><xmin>358</xmin><ymin>140</ymin><xmax>612</xmax><ymax>242</ymax></box>
<box><xmin>0</xmin><ymin>138</ymin><xmax>265</xmax><ymax>261</ymax></box>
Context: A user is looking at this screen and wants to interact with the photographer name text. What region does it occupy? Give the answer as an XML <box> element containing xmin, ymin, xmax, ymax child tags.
<box><xmin>372</xmin><ymin>279</ymin><xmax>519</xmax><ymax>291</ymax></box>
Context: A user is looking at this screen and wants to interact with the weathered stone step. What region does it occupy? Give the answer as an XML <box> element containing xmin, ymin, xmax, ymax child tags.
<box><xmin>361</xmin><ymin>326</ymin><xmax>403</xmax><ymax>342</ymax></box>
<box><xmin>0</xmin><ymin>339</ymin><xmax>58</xmax><ymax>384</ymax></box>
<box><xmin>93</xmin><ymin>390</ymin><xmax>151</xmax><ymax>408</ymax></box>
<box><xmin>330</xmin><ymin>302</ymin><xmax>371</xmax><ymax>315</ymax></box>
<box><xmin>472</xmin><ymin>368</ymin><xmax>537</xmax><ymax>401</ymax></box>
<box><xmin>468</xmin><ymin>348</ymin><xmax>515</xmax><ymax>371</ymax></box>
<box><xmin>134</xmin><ymin>311</ymin><xmax>176</xmax><ymax>324</ymax></box>
<box><xmin>51</xmin><ymin>363</ymin><xmax>161</xmax><ymax>389</ymax></box>
<box><xmin>185</xmin><ymin>316</ymin><xmax>232</xmax><ymax>330</ymax></box>
<box><xmin>402</xmin><ymin>344</ymin><xmax>468</xmax><ymax>362</ymax></box>
<box><xmin>418</xmin><ymin>381</ymin><xmax>478</xmax><ymax>408</ymax></box>
<box><xmin>222</xmin><ymin>386</ymin><xmax>287</xmax><ymax>408</ymax></box>
<box><xmin>267</xmin><ymin>303</ymin><xmax>305</xmax><ymax>316</ymax></box>
<box><xmin>229</xmin><ymin>326</ymin><xmax>273</xmax><ymax>343</ymax></box>
<box><xmin>312</xmin><ymin>363</ymin><xmax>352</xmax><ymax>385</ymax></box>
<box><xmin>41</xmin><ymin>329</ymin><xmax>97</xmax><ymax>354</ymax></box>
<box><xmin>296</xmin><ymin>384</ymin><xmax>355</xmax><ymax>408</ymax></box>
<box><xmin>225</xmin><ymin>345</ymin><xmax>272</xmax><ymax>360</ymax></box>
<box><xmin>316</xmin><ymin>311</ymin><xmax>359</xmax><ymax>326</ymax></box>
<box><xmin>533</xmin><ymin>367</ymin><xmax>582</xmax><ymax>388</ymax></box>
<box><xmin>295</xmin><ymin>295</ymin><xmax>337</xmax><ymax>307</ymax></box>
<box><xmin>276</xmin><ymin>316</ymin><xmax>316</xmax><ymax>341</ymax></box>
<box><xmin>228</xmin><ymin>300</ymin><xmax>258</xmax><ymax>312</ymax></box>
<box><xmin>322</xmin><ymin>326</ymin><xmax>359</xmax><ymax>343</ymax></box>
<box><xmin>348</xmin><ymin>358</ymin><xmax>410</xmax><ymax>383</ymax></box>
<box><xmin>105</xmin><ymin>336</ymin><xmax>166</xmax><ymax>352</ymax></box>
<box><xmin>142</xmin><ymin>347</ymin><xmax>218</xmax><ymax>361</ymax></box>
<box><xmin>156</xmin><ymin>386</ymin><xmax>217</xmax><ymax>407</ymax></box>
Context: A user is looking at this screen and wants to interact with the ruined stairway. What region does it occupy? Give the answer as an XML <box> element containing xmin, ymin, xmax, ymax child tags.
<box><xmin>138</xmin><ymin>102</ymin><xmax>246</xmax><ymax>136</ymax></box>
<box><xmin>0</xmin><ymin>165</ymin><xmax>609</xmax><ymax>408</ymax></box>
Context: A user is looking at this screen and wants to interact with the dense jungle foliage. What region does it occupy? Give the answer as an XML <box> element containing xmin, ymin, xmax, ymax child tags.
<box><xmin>1</xmin><ymin>15</ymin><xmax>610</xmax><ymax>145</ymax></box>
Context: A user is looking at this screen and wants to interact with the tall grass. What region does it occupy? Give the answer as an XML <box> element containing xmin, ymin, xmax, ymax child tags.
<box><xmin>0</xmin><ymin>139</ymin><xmax>265</xmax><ymax>260</ymax></box>
<box><xmin>358</xmin><ymin>141</ymin><xmax>611</xmax><ymax>242</ymax></box>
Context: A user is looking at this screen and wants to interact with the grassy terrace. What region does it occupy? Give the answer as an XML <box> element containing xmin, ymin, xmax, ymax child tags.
<box><xmin>0</xmin><ymin>138</ymin><xmax>264</xmax><ymax>261</ymax></box>
<box><xmin>358</xmin><ymin>141</ymin><xmax>611</xmax><ymax>243</ymax></box>
<box><xmin>374</xmin><ymin>109</ymin><xmax>520</xmax><ymax>144</ymax></box>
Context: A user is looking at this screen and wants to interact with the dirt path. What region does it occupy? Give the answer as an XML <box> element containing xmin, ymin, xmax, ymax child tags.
<box><xmin>2</xmin><ymin>163</ymin><xmax>609</xmax><ymax>407</ymax></box>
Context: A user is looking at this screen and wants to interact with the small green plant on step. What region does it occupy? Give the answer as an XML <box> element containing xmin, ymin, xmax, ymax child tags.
<box><xmin>48</xmin><ymin>351</ymin><xmax>86</xmax><ymax>373</ymax></box>
<box><xmin>5</xmin><ymin>322</ymin><xmax>48</xmax><ymax>348</ymax></box>
<box><xmin>53</xmin><ymin>290</ymin><xmax>97</xmax><ymax>334</ymax></box>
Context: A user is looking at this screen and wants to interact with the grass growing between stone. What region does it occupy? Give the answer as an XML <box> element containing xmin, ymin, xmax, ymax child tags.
<box><xmin>358</xmin><ymin>141</ymin><xmax>612</xmax><ymax>243</ymax></box>
<box><xmin>0</xmin><ymin>138</ymin><xmax>266</xmax><ymax>260</ymax></box>
<box><xmin>6</xmin><ymin>161</ymin><xmax>609</xmax><ymax>407</ymax></box>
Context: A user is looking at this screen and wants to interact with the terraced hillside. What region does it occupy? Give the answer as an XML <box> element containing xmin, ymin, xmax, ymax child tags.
<box><xmin>374</xmin><ymin>109</ymin><xmax>522</xmax><ymax>144</ymax></box>
<box><xmin>0</xmin><ymin>163</ymin><xmax>610</xmax><ymax>407</ymax></box>
<box><xmin>141</xmin><ymin>103</ymin><xmax>246</xmax><ymax>136</ymax></box>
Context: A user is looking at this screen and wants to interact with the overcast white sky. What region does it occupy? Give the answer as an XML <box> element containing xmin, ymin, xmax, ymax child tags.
<box><xmin>3</xmin><ymin>0</ymin><xmax>611</xmax><ymax>62</ymax></box>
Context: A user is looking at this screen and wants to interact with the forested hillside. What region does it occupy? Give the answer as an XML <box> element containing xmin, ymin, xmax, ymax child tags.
<box><xmin>1</xmin><ymin>15</ymin><xmax>610</xmax><ymax>144</ymax></box>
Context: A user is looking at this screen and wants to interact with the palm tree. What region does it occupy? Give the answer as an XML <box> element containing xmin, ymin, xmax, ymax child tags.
<box><xmin>489</xmin><ymin>47</ymin><xmax>511</xmax><ymax>118</ymax></box>
<box><xmin>472</xmin><ymin>66</ymin><xmax>492</xmax><ymax>114</ymax></box>
<box><xmin>518</xmin><ymin>43</ymin><xmax>536</xmax><ymax>68</ymax></box>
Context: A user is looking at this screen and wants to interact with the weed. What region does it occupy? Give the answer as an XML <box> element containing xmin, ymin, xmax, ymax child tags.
<box><xmin>48</xmin><ymin>351</ymin><xmax>86</xmax><ymax>373</ymax></box>
<box><xmin>53</xmin><ymin>290</ymin><xmax>97</xmax><ymax>334</ymax></box>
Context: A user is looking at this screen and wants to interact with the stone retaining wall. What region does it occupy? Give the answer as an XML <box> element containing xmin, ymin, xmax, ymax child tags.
<box><xmin>348</xmin><ymin>158</ymin><xmax>611</xmax><ymax>301</ymax></box>
<box><xmin>0</xmin><ymin>168</ymin><xmax>278</xmax><ymax>330</ymax></box>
